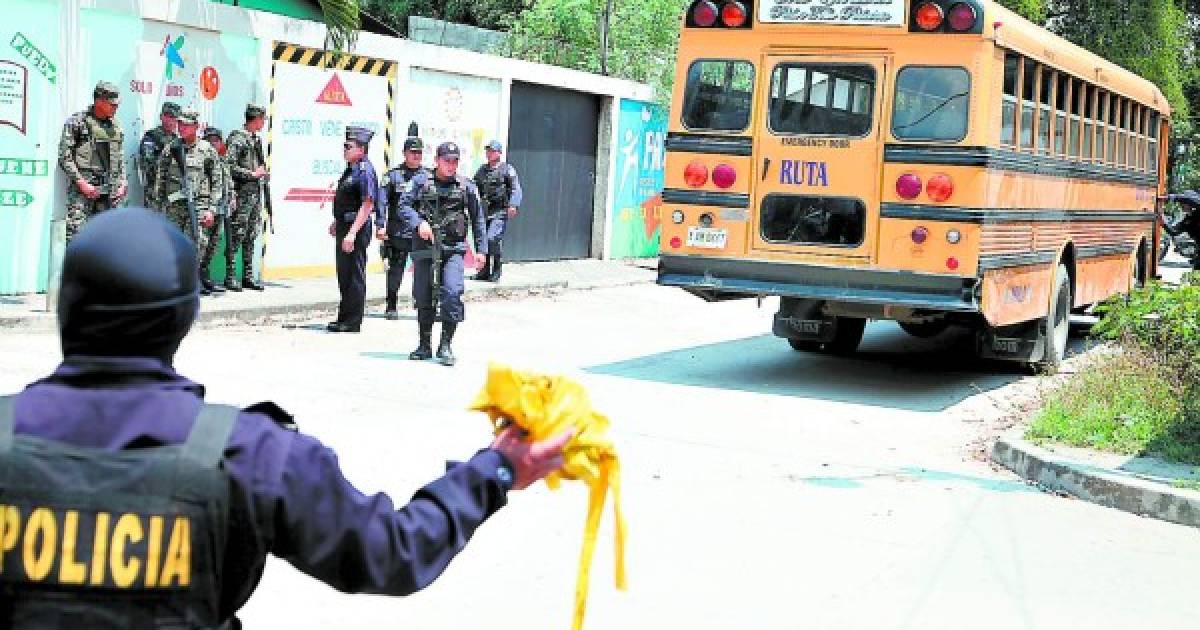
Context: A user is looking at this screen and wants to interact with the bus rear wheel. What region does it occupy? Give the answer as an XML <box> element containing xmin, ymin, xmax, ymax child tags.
<box><xmin>1037</xmin><ymin>263</ymin><xmax>1072</xmax><ymax>369</ymax></box>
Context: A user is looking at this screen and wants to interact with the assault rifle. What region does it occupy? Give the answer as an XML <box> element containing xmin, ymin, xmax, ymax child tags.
<box><xmin>170</xmin><ymin>141</ymin><xmax>200</xmax><ymax>242</ymax></box>
<box><xmin>252</xmin><ymin>140</ymin><xmax>274</xmax><ymax>234</ymax></box>
<box><xmin>419</xmin><ymin>187</ymin><xmax>461</xmax><ymax>321</ymax></box>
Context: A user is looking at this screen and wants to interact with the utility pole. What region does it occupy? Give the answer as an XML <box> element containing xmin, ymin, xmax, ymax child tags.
<box><xmin>600</xmin><ymin>0</ymin><xmax>615</xmax><ymax>75</ymax></box>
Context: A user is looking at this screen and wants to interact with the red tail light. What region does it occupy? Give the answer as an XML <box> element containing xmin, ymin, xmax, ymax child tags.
<box><xmin>684</xmin><ymin>161</ymin><xmax>709</xmax><ymax>187</ymax></box>
<box><xmin>670</xmin><ymin>236</ymin><xmax>683</xmax><ymax>249</ymax></box>
<box><xmin>691</xmin><ymin>1</ymin><xmax>718</xmax><ymax>27</ymax></box>
<box><xmin>911</xmin><ymin>226</ymin><xmax>929</xmax><ymax>244</ymax></box>
<box><xmin>720</xmin><ymin>1</ymin><xmax>748</xmax><ymax>27</ymax></box>
<box><xmin>926</xmin><ymin>174</ymin><xmax>954</xmax><ymax>202</ymax></box>
<box><xmin>896</xmin><ymin>173</ymin><xmax>922</xmax><ymax>200</ymax></box>
<box><xmin>947</xmin><ymin>3</ymin><xmax>977</xmax><ymax>31</ymax></box>
<box><xmin>946</xmin><ymin>256</ymin><xmax>960</xmax><ymax>270</ymax></box>
<box><xmin>712</xmin><ymin>163</ymin><xmax>737</xmax><ymax>188</ymax></box>
<box><xmin>915</xmin><ymin>3</ymin><xmax>944</xmax><ymax>31</ymax></box>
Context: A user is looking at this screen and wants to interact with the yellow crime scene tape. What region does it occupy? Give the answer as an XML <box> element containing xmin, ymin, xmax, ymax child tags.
<box><xmin>469</xmin><ymin>363</ymin><xmax>627</xmax><ymax>630</ymax></box>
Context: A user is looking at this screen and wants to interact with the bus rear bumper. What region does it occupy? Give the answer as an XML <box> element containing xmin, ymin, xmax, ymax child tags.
<box><xmin>657</xmin><ymin>254</ymin><xmax>980</xmax><ymax>313</ymax></box>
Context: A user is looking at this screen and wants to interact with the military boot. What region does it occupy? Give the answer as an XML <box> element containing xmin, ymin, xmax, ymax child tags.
<box><xmin>409</xmin><ymin>314</ymin><xmax>434</xmax><ymax>360</ymax></box>
<box><xmin>242</xmin><ymin>276</ymin><xmax>265</xmax><ymax>291</ymax></box>
<box><xmin>489</xmin><ymin>254</ymin><xmax>502</xmax><ymax>283</ymax></box>
<box><xmin>201</xmin><ymin>268</ymin><xmax>225</xmax><ymax>293</ymax></box>
<box><xmin>437</xmin><ymin>322</ymin><xmax>457</xmax><ymax>366</ymax></box>
<box><xmin>224</xmin><ymin>278</ymin><xmax>242</xmax><ymax>292</ymax></box>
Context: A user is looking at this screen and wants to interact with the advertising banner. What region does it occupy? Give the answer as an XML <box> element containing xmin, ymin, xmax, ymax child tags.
<box><xmin>610</xmin><ymin>99</ymin><xmax>666</xmax><ymax>258</ymax></box>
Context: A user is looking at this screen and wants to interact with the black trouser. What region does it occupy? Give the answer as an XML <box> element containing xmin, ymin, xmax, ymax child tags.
<box><xmin>334</xmin><ymin>221</ymin><xmax>371</xmax><ymax>327</ymax></box>
<box><xmin>384</xmin><ymin>239</ymin><xmax>411</xmax><ymax>308</ymax></box>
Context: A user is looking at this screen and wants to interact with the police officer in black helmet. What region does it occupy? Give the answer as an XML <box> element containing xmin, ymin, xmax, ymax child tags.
<box><xmin>0</xmin><ymin>208</ymin><xmax>572</xmax><ymax>628</ymax></box>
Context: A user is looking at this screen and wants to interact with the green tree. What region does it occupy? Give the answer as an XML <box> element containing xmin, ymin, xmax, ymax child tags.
<box><xmin>995</xmin><ymin>0</ymin><xmax>1048</xmax><ymax>24</ymax></box>
<box><xmin>361</xmin><ymin>0</ymin><xmax>524</xmax><ymax>35</ymax></box>
<box><xmin>318</xmin><ymin>0</ymin><xmax>362</xmax><ymax>50</ymax></box>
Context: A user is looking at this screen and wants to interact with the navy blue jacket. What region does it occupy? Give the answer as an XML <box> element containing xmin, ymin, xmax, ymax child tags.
<box><xmin>7</xmin><ymin>356</ymin><xmax>512</xmax><ymax>619</ymax></box>
<box><xmin>398</xmin><ymin>171</ymin><xmax>487</xmax><ymax>257</ymax></box>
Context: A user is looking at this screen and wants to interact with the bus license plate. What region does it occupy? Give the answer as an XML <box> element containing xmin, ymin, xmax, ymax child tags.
<box><xmin>687</xmin><ymin>227</ymin><xmax>727</xmax><ymax>249</ymax></box>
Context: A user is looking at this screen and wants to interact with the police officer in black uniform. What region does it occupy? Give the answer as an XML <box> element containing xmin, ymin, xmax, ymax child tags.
<box><xmin>399</xmin><ymin>142</ymin><xmax>487</xmax><ymax>366</ymax></box>
<box><xmin>327</xmin><ymin>126</ymin><xmax>385</xmax><ymax>333</ymax></box>
<box><xmin>472</xmin><ymin>140</ymin><xmax>522</xmax><ymax>282</ymax></box>
<box><xmin>378</xmin><ymin>129</ymin><xmax>428</xmax><ymax>320</ymax></box>
<box><xmin>0</xmin><ymin>208</ymin><xmax>572</xmax><ymax>627</ymax></box>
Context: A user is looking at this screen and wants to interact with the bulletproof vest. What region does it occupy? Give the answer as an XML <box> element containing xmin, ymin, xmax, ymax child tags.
<box><xmin>0</xmin><ymin>397</ymin><xmax>235</xmax><ymax>629</ymax></box>
<box><xmin>417</xmin><ymin>176</ymin><xmax>469</xmax><ymax>243</ymax></box>
<box><xmin>163</xmin><ymin>140</ymin><xmax>215</xmax><ymax>203</ymax></box>
<box><xmin>386</xmin><ymin>166</ymin><xmax>425</xmax><ymax>234</ymax></box>
<box><xmin>333</xmin><ymin>164</ymin><xmax>364</xmax><ymax>220</ymax></box>
<box><xmin>74</xmin><ymin>112</ymin><xmax>122</xmax><ymax>180</ymax></box>
<box><xmin>479</xmin><ymin>164</ymin><xmax>510</xmax><ymax>207</ymax></box>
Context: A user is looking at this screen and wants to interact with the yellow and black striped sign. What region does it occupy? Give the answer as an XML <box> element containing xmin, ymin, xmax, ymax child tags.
<box><xmin>268</xmin><ymin>42</ymin><xmax>399</xmax><ymax>165</ymax></box>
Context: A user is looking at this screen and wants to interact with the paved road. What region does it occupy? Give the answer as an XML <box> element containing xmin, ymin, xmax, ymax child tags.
<box><xmin>2</xmin><ymin>284</ymin><xmax>1197</xmax><ymax>629</ymax></box>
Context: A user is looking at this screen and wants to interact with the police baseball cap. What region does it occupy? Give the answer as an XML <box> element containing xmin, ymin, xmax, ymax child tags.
<box><xmin>93</xmin><ymin>81</ymin><xmax>120</xmax><ymax>102</ymax></box>
<box><xmin>177</xmin><ymin>109</ymin><xmax>199</xmax><ymax>126</ymax></box>
<box><xmin>403</xmin><ymin>136</ymin><xmax>424</xmax><ymax>152</ymax></box>
<box><xmin>161</xmin><ymin>102</ymin><xmax>182</xmax><ymax>117</ymax></box>
<box><xmin>345</xmin><ymin>126</ymin><xmax>374</xmax><ymax>146</ymax></box>
<box><xmin>245</xmin><ymin>103</ymin><xmax>267</xmax><ymax>119</ymax></box>
<box><xmin>203</xmin><ymin>126</ymin><xmax>223</xmax><ymax>139</ymax></box>
<box><xmin>485</xmin><ymin>139</ymin><xmax>503</xmax><ymax>152</ymax></box>
<box><xmin>436</xmin><ymin>142</ymin><xmax>461</xmax><ymax>159</ymax></box>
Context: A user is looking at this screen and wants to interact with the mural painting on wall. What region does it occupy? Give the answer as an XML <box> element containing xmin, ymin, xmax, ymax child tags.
<box><xmin>406</xmin><ymin>68</ymin><xmax>501</xmax><ymax>177</ymax></box>
<box><xmin>611</xmin><ymin>99</ymin><xmax>666</xmax><ymax>258</ymax></box>
<box><xmin>1</xmin><ymin>1</ymin><xmax>60</xmax><ymax>295</ymax></box>
<box><xmin>268</xmin><ymin>42</ymin><xmax>396</xmax><ymax>275</ymax></box>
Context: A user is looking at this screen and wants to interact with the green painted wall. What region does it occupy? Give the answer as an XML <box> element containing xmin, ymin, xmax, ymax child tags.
<box><xmin>208</xmin><ymin>0</ymin><xmax>324</xmax><ymax>22</ymax></box>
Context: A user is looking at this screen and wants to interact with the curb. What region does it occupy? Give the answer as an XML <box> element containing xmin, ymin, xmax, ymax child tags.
<box><xmin>0</xmin><ymin>276</ymin><xmax>652</xmax><ymax>331</ymax></box>
<box><xmin>991</xmin><ymin>431</ymin><xmax>1200</xmax><ymax>528</ymax></box>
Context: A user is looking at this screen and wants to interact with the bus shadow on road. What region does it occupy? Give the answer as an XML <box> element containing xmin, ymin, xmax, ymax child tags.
<box><xmin>586</xmin><ymin>322</ymin><xmax>1091</xmax><ymax>413</ymax></box>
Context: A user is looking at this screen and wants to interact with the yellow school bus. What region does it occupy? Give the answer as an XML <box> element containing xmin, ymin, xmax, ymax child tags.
<box><xmin>656</xmin><ymin>0</ymin><xmax>1172</xmax><ymax>367</ymax></box>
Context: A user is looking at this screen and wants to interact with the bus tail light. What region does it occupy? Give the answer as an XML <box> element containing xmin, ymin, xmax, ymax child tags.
<box><xmin>946</xmin><ymin>256</ymin><xmax>960</xmax><ymax>270</ymax></box>
<box><xmin>926</xmin><ymin>174</ymin><xmax>954</xmax><ymax>202</ymax></box>
<box><xmin>691</xmin><ymin>0</ymin><xmax>718</xmax><ymax>27</ymax></box>
<box><xmin>684</xmin><ymin>161</ymin><xmax>709</xmax><ymax>187</ymax></box>
<box><xmin>712</xmin><ymin>163</ymin><xmax>737</xmax><ymax>188</ymax></box>
<box><xmin>911</xmin><ymin>226</ymin><xmax>929</xmax><ymax>244</ymax></box>
<box><xmin>914</xmin><ymin>3</ymin><xmax>944</xmax><ymax>31</ymax></box>
<box><xmin>947</xmin><ymin>3</ymin><xmax>977</xmax><ymax>31</ymax></box>
<box><xmin>720</xmin><ymin>2</ymin><xmax>748</xmax><ymax>27</ymax></box>
<box><xmin>896</xmin><ymin>173</ymin><xmax>922</xmax><ymax>200</ymax></box>
<box><xmin>670</xmin><ymin>236</ymin><xmax>683</xmax><ymax>249</ymax></box>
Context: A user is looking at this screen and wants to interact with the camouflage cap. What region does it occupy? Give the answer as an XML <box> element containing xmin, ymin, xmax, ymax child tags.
<box><xmin>203</xmin><ymin>126</ymin><xmax>223</xmax><ymax>139</ymax></box>
<box><xmin>436</xmin><ymin>142</ymin><xmax>461</xmax><ymax>159</ymax></box>
<box><xmin>345</xmin><ymin>126</ymin><xmax>374</xmax><ymax>146</ymax></box>
<box><xmin>485</xmin><ymin>139</ymin><xmax>503</xmax><ymax>152</ymax></box>
<box><xmin>93</xmin><ymin>81</ymin><xmax>120</xmax><ymax>102</ymax></box>
<box><xmin>245</xmin><ymin>103</ymin><xmax>267</xmax><ymax>119</ymax></box>
<box><xmin>161</xmin><ymin>102</ymin><xmax>182</xmax><ymax>117</ymax></box>
<box><xmin>403</xmin><ymin>136</ymin><xmax>424</xmax><ymax>151</ymax></box>
<box><xmin>177</xmin><ymin>109</ymin><xmax>200</xmax><ymax>126</ymax></box>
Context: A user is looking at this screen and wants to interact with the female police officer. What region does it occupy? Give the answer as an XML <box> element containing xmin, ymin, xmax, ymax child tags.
<box><xmin>327</xmin><ymin>126</ymin><xmax>386</xmax><ymax>333</ymax></box>
<box><xmin>0</xmin><ymin>208</ymin><xmax>571</xmax><ymax>627</ymax></box>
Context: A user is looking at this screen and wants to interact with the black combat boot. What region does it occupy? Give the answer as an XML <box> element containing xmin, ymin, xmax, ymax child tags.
<box><xmin>437</xmin><ymin>322</ymin><xmax>457</xmax><ymax>366</ymax></box>
<box><xmin>224</xmin><ymin>278</ymin><xmax>242</xmax><ymax>292</ymax></box>
<box><xmin>242</xmin><ymin>276</ymin><xmax>265</xmax><ymax>291</ymax></box>
<box><xmin>409</xmin><ymin>313</ymin><xmax>434</xmax><ymax>360</ymax></box>
<box><xmin>385</xmin><ymin>298</ymin><xmax>399</xmax><ymax>320</ymax></box>
<box><xmin>201</xmin><ymin>268</ymin><xmax>225</xmax><ymax>293</ymax></box>
<box><xmin>473</xmin><ymin>256</ymin><xmax>492</xmax><ymax>281</ymax></box>
<box><xmin>489</xmin><ymin>254</ymin><xmax>502</xmax><ymax>283</ymax></box>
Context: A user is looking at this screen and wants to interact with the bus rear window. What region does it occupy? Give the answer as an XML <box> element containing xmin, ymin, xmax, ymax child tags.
<box><xmin>768</xmin><ymin>63</ymin><xmax>875</xmax><ymax>136</ymax></box>
<box><xmin>681</xmin><ymin>60</ymin><xmax>754</xmax><ymax>131</ymax></box>
<box><xmin>892</xmin><ymin>67</ymin><xmax>970</xmax><ymax>142</ymax></box>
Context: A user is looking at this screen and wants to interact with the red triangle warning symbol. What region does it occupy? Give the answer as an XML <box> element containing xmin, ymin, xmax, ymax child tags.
<box><xmin>316</xmin><ymin>73</ymin><xmax>353</xmax><ymax>106</ymax></box>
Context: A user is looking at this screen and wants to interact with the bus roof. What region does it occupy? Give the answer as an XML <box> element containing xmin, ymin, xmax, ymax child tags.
<box><xmin>985</xmin><ymin>2</ymin><xmax>1171</xmax><ymax>116</ymax></box>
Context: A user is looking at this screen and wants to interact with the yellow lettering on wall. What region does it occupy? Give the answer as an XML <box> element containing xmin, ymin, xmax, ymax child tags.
<box><xmin>158</xmin><ymin>517</ymin><xmax>191</xmax><ymax>588</ymax></box>
<box><xmin>22</xmin><ymin>508</ymin><xmax>57</xmax><ymax>582</ymax></box>
<box><xmin>0</xmin><ymin>505</ymin><xmax>19</xmax><ymax>571</ymax></box>
<box><xmin>58</xmin><ymin>510</ymin><xmax>87</xmax><ymax>584</ymax></box>
<box><xmin>89</xmin><ymin>512</ymin><xmax>111</xmax><ymax>586</ymax></box>
<box><xmin>109</xmin><ymin>513</ymin><xmax>143</xmax><ymax>588</ymax></box>
<box><xmin>145</xmin><ymin>515</ymin><xmax>163</xmax><ymax>588</ymax></box>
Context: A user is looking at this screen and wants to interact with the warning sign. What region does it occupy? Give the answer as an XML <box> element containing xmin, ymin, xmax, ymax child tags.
<box><xmin>316</xmin><ymin>73</ymin><xmax>352</xmax><ymax>106</ymax></box>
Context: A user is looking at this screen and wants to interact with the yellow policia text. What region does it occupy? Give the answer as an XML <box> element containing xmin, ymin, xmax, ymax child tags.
<box><xmin>0</xmin><ymin>505</ymin><xmax>192</xmax><ymax>589</ymax></box>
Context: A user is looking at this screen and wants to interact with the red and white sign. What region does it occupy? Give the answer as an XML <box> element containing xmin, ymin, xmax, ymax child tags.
<box><xmin>316</xmin><ymin>73</ymin><xmax>352</xmax><ymax>106</ymax></box>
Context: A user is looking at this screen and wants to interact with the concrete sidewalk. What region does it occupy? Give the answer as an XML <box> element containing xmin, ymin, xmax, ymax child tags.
<box><xmin>0</xmin><ymin>258</ymin><xmax>658</xmax><ymax>331</ymax></box>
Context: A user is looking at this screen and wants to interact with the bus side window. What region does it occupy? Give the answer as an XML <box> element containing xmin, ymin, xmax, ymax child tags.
<box><xmin>1020</xmin><ymin>59</ymin><xmax>1037</xmax><ymax>150</ymax></box>
<box><xmin>1069</xmin><ymin>77</ymin><xmax>1083</xmax><ymax>159</ymax></box>
<box><xmin>1054</xmin><ymin>73</ymin><xmax>1069</xmax><ymax>157</ymax></box>
<box><xmin>1001</xmin><ymin>52</ymin><xmax>1019</xmax><ymax>146</ymax></box>
<box><xmin>682</xmin><ymin>60</ymin><xmax>755</xmax><ymax>132</ymax></box>
<box><xmin>1037</xmin><ymin>67</ymin><xmax>1052</xmax><ymax>152</ymax></box>
<box><xmin>1148</xmin><ymin>111</ymin><xmax>1159</xmax><ymax>173</ymax></box>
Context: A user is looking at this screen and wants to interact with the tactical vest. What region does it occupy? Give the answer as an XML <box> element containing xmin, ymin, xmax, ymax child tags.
<box><xmin>0</xmin><ymin>397</ymin><xmax>235</xmax><ymax>629</ymax></box>
<box><xmin>72</xmin><ymin>112</ymin><xmax>123</xmax><ymax>181</ymax></box>
<box><xmin>479</xmin><ymin>164</ymin><xmax>510</xmax><ymax>208</ymax></box>
<box><xmin>386</xmin><ymin>166</ymin><xmax>426</xmax><ymax>236</ymax></box>
<box><xmin>417</xmin><ymin>176</ymin><xmax>469</xmax><ymax>244</ymax></box>
<box><xmin>162</xmin><ymin>140</ymin><xmax>216</xmax><ymax>205</ymax></box>
<box><xmin>140</xmin><ymin>128</ymin><xmax>171</xmax><ymax>202</ymax></box>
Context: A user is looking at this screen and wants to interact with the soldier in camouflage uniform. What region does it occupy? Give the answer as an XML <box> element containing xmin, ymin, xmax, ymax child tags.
<box><xmin>57</xmin><ymin>81</ymin><xmax>127</xmax><ymax>243</ymax></box>
<box><xmin>138</xmin><ymin>102</ymin><xmax>181</xmax><ymax>207</ymax></box>
<box><xmin>152</xmin><ymin>109</ymin><xmax>221</xmax><ymax>294</ymax></box>
<box><xmin>223</xmin><ymin>103</ymin><xmax>269</xmax><ymax>291</ymax></box>
<box><xmin>200</xmin><ymin>126</ymin><xmax>237</xmax><ymax>295</ymax></box>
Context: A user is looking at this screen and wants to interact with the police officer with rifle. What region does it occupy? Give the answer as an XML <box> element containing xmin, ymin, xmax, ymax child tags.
<box><xmin>57</xmin><ymin>80</ymin><xmax>128</xmax><ymax>243</ymax></box>
<box><xmin>399</xmin><ymin>142</ymin><xmax>487</xmax><ymax>366</ymax></box>
<box><xmin>154</xmin><ymin>109</ymin><xmax>218</xmax><ymax>294</ymax></box>
<box><xmin>0</xmin><ymin>208</ymin><xmax>572</xmax><ymax>627</ymax></box>
<box><xmin>378</xmin><ymin>123</ymin><xmax>428</xmax><ymax>320</ymax></box>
